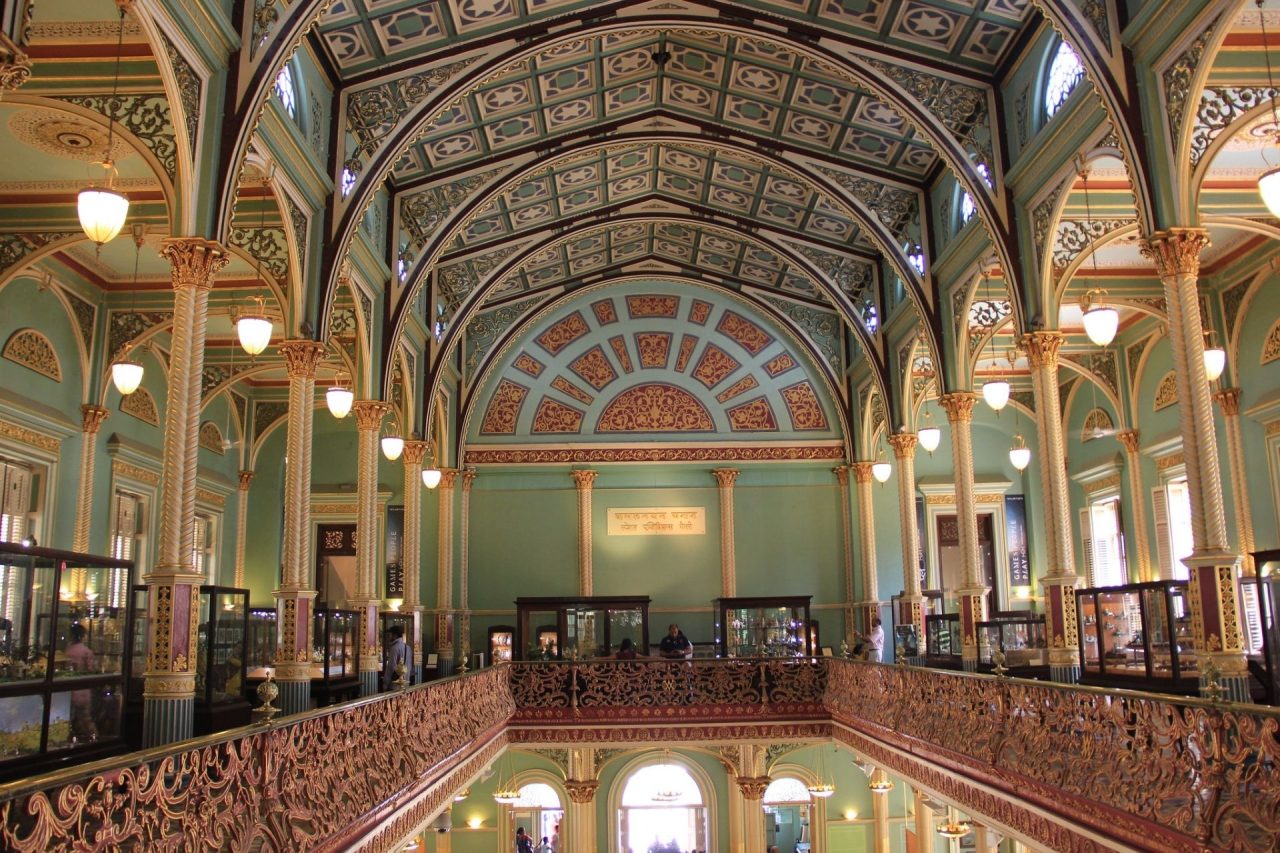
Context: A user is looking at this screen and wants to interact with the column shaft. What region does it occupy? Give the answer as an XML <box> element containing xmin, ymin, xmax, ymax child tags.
<box><xmin>940</xmin><ymin>392</ymin><xmax>985</xmax><ymax>670</ymax></box>
<box><xmin>352</xmin><ymin>400</ymin><xmax>390</xmax><ymax>695</ymax></box>
<box><xmin>1117</xmin><ymin>431</ymin><xmax>1153</xmax><ymax>581</ymax></box>
<box><xmin>734</xmin><ymin>777</ymin><xmax>769</xmax><ymax>853</ymax></box>
<box><xmin>850</xmin><ymin>462</ymin><xmax>879</xmax><ymax>633</ymax></box>
<box><xmin>913</xmin><ymin>789</ymin><xmax>933</xmax><ymax>851</ymax></box>
<box><xmin>274</xmin><ymin>339</ymin><xmax>327</xmax><ymax>714</ymax></box>
<box><xmin>571</xmin><ymin>470</ymin><xmax>598</xmax><ymax>596</ymax></box>
<box><xmin>459</xmin><ymin>468</ymin><xmax>476</xmax><ymax>664</ymax></box>
<box><xmin>834</xmin><ymin>466</ymin><xmax>855</xmax><ymax>646</ymax></box>
<box><xmin>233</xmin><ymin>471</ymin><xmax>252</xmax><ymax>588</ymax></box>
<box><xmin>143</xmin><ymin>239</ymin><xmax>228</xmax><ymax>747</ymax></box>
<box><xmin>714</xmin><ymin>469</ymin><xmax>739</xmax><ymax>598</ymax></box>
<box><xmin>435</xmin><ymin>470</ymin><xmax>457</xmax><ymax>674</ymax></box>
<box><xmin>565</xmin><ymin>780</ymin><xmax>598</xmax><ymax>853</ymax></box>
<box><xmin>402</xmin><ymin>440</ymin><xmax>427</xmax><ymax>681</ymax></box>
<box><xmin>73</xmin><ymin>405</ymin><xmax>109</xmax><ymax>552</ymax></box>
<box><xmin>871</xmin><ymin>770</ymin><xmax>890</xmax><ymax>853</ymax></box>
<box><xmin>889</xmin><ymin>434</ymin><xmax>926</xmax><ymax>657</ymax></box>
<box><xmin>1216</xmin><ymin>389</ymin><xmax>1255</xmax><ymax>572</ymax></box>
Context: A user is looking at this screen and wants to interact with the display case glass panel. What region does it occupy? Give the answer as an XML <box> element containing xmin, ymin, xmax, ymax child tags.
<box><xmin>977</xmin><ymin>617</ymin><xmax>1047</xmax><ymax>669</ymax></box>
<box><xmin>925</xmin><ymin>614</ymin><xmax>960</xmax><ymax>665</ymax></box>
<box><xmin>313</xmin><ymin>608</ymin><xmax>357</xmax><ymax>680</ymax></box>
<box><xmin>515</xmin><ymin>597</ymin><xmax>651</xmax><ymax>660</ymax></box>
<box><xmin>489</xmin><ymin>625</ymin><xmax>514</xmax><ymax>663</ymax></box>
<box><xmin>714</xmin><ymin>597</ymin><xmax>812</xmax><ymax>658</ymax></box>
<box><xmin>197</xmin><ymin>587</ymin><xmax>248</xmax><ymax>706</ymax></box>
<box><xmin>245</xmin><ymin>606</ymin><xmax>276</xmax><ymax>680</ymax></box>
<box><xmin>1077</xmin><ymin>581</ymin><xmax>1196</xmax><ymax>693</ymax></box>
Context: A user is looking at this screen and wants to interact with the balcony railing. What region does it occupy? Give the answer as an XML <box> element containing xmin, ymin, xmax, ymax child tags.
<box><xmin>0</xmin><ymin>659</ymin><xmax>1277</xmax><ymax>852</ymax></box>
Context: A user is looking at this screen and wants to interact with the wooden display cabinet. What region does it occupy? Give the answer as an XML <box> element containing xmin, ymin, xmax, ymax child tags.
<box><xmin>311</xmin><ymin>606</ymin><xmax>360</xmax><ymax>706</ymax></box>
<box><xmin>488</xmin><ymin>625</ymin><xmax>515</xmax><ymax>664</ymax></box>
<box><xmin>194</xmin><ymin>586</ymin><xmax>251</xmax><ymax>734</ymax></box>
<box><xmin>714</xmin><ymin>596</ymin><xmax>813</xmax><ymax>658</ymax></box>
<box><xmin>1076</xmin><ymin>580</ymin><xmax>1198</xmax><ymax>695</ymax></box>
<box><xmin>514</xmin><ymin>597</ymin><xmax>650</xmax><ymax>660</ymax></box>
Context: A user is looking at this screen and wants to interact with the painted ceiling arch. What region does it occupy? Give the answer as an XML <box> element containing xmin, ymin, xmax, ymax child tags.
<box><xmin>464</xmin><ymin>281</ymin><xmax>843</xmax><ymax>463</ymax></box>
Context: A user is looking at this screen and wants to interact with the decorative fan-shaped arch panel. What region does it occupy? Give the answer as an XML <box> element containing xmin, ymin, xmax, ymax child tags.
<box><xmin>2</xmin><ymin>328</ymin><xmax>61</xmax><ymax>381</ymax></box>
<box><xmin>199</xmin><ymin>421</ymin><xmax>225</xmax><ymax>454</ymax></box>
<box><xmin>121</xmin><ymin>388</ymin><xmax>160</xmax><ymax>426</ymax></box>
<box><xmin>1153</xmin><ymin>372</ymin><xmax>1178</xmax><ymax>411</ymax></box>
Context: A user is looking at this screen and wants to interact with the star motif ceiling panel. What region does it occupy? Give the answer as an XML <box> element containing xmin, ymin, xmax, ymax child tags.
<box><xmin>467</xmin><ymin>281</ymin><xmax>841</xmax><ymax>445</ymax></box>
<box><xmin>412</xmin><ymin>141</ymin><xmax>871</xmax><ymax>256</ymax></box>
<box><xmin>382</xmin><ymin>29</ymin><xmax>939</xmax><ymax>185</ymax></box>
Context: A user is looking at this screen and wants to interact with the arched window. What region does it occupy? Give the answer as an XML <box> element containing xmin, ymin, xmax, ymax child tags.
<box><xmin>959</xmin><ymin>162</ymin><xmax>990</xmax><ymax>226</ymax></box>
<box><xmin>763</xmin><ymin>777</ymin><xmax>815</xmax><ymax>853</ymax></box>
<box><xmin>274</xmin><ymin>65</ymin><xmax>297</xmax><ymax>119</ymax></box>
<box><xmin>618</xmin><ymin>761</ymin><xmax>709</xmax><ymax>853</ymax></box>
<box><xmin>508</xmin><ymin>782</ymin><xmax>563</xmax><ymax>848</ymax></box>
<box><xmin>340</xmin><ymin>167</ymin><xmax>357</xmax><ymax>199</ymax></box>
<box><xmin>1045</xmin><ymin>41</ymin><xmax>1085</xmax><ymax>119</ymax></box>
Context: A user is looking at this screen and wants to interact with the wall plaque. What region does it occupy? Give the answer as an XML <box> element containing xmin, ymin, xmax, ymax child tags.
<box><xmin>606</xmin><ymin>507</ymin><xmax>706</xmax><ymax>536</ymax></box>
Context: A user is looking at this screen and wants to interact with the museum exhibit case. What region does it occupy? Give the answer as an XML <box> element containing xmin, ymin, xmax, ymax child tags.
<box><xmin>0</xmin><ymin>546</ymin><xmax>135</xmax><ymax>779</ymax></box>
<box><xmin>1076</xmin><ymin>580</ymin><xmax>1199</xmax><ymax>694</ymax></box>
<box><xmin>925</xmin><ymin>613</ymin><xmax>962</xmax><ymax>669</ymax></box>
<box><xmin>514</xmin><ymin>597</ymin><xmax>650</xmax><ymax>660</ymax></box>
<box><xmin>312</xmin><ymin>606</ymin><xmax>360</xmax><ymax>705</ymax></box>
<box><xmin>976</xmin><ymin>612</ymin><xmax>1049</xmax><ymax>676</ymax></box>
<box><xmin>713</xmin><ymin>596</ymin><xmax>813</xmax><ymax>658</ymax></box>
<box><xmin>1241</xmin><ymin>550</ymin><xmax>1280</xmax><ymax>704</ymax></box>
<box><xmin>194</xmin><ymin>586</ymin><xmax>251</xmax><ymax>734</ymax></box>
<box><xmin>488</xmin><ymin>624</ymin><xmax>515</xmax><ymax>664</ymax></box>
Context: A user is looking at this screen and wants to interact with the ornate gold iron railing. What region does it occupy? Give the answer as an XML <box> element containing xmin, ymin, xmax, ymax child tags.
<box><xmin>0</xmin><ymin>666</ymin><xmax>513</xmax><ymax>852</ymax></box>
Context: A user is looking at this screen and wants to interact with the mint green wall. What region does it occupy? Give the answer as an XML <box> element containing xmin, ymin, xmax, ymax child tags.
<box><xmin>1232</xmin><ymin>274</ymin><xmax>1280</xmax><ymax>548</ymax></box>
<box><xmin>243</xmin><ymin>426</ymin><xmax>285</xmax><ymax>599</ymax></box>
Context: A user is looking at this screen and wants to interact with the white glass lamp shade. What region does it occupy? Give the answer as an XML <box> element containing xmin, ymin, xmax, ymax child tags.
<box><xmin>868</xmin><ymin>779</ymin><xmax>894</xmax><ymax>795</ymax></box>
<box><xmin>982</xmin><ymin>379</ymin><xmax>1010</xmax><ymax>411</ymax></box>
<box><xmin>871</xmin><ymin>460</ymin><xmax>892</xmax><ymax>483</ymax></box>
<box><xmin>1259</xmin><ymin>167</ymin><xmax>1280</xmax><ymax>218</ymax></box>
<box><xmin>917</xmin><ymin>426</ymin><xmax>941</xmax><ymax>453</ymax></box>
<box><xmin>236</xmin><ymin>314</ymin><xmax>273</xmax><ymax>356</ymax></box>
<box><xmin>111</xmin><ymin>358</ymin><xmax>144</xmax><ymax>396</ymax></box>
<box><xmin>937</xmin><ymin>821</ymin><xmax>972</xmax><ymax>839</ymax></box>
<box><xmin>1203</xmin><ymin>346</ymin><xmax>1226</xmax><ymax>382</ymax></box>
<box><xmin>325</xmin><ymin>385</ymin><xmax>354</xmax><ymax>419</ymax></box>
<box><xmin>806</xmin><ymin>783</ymin><xmax>835</xmax><ymax>799</ymax></box>
<box><xmin>492</xmin><ymin>788</ymin><xmax>520</xmax><ymax>804</ymax></box>
<box><xmin>421</xmin><ymin>467</ymin><xmax>443</xmax><ymax>489</ymax></box>
<box><xmin>1009</xmin><ymin>437</ymin><xmax>1032</xmax><ymax>472</ymax></box>
<box><xmin>78</xmin><ymin>186</ymin><xmax>129</xmax><ymax>246</ymax></box>
<box><xmin>380</xmin><ymin>435</ymin><xmax>405</xmax><ymax>461</ymax></box>
<box><xmin>1082</xmin><ymin>303</ymin><xmax>1119</xmax><ymax>347</ymax></box>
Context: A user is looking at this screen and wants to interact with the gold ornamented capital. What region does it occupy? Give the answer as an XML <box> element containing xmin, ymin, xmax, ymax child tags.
<box><xmin>352</xmin><ymin>400</ymin><xmax>392</xmax><ymax>431</ymax></box>
<box><xmin>462</xmin><ymin>467</ymin><xmax>477</xmax><ymax>489</ymax></box>
<box><xmin>1140</xmin><ymin>228</ymin><xmax>1210</xmax><ymax>280</ymax></box>
<box><xmin>571</xmin><ymin>469</ymin><xmax>598</xmax><ymax>490</ymax></box>
<box><xmin>402</xmin><ymin>440</ymin><xmax>429</xmax><ymax>465</ymax></box>
<box><xmin>1213</xmin><ymin>387</ymin><xmax>1241</xmax><ymax>416</ymax></box>
<box><xmin>833</xmin><ymin>464</ymin><xmax>849</xmax><ymax>486</ymax></box>
<box><xmin>278</xmin><ymin>339</ymin><xmax>327</xmax><ymax>379</ymax></box>
<box><xmin>159</xmin><ymin>238</ymin><xmax>229</xmax><ymax>291</ymax></box>
<box><xmin>0</xmin><ymin>33</ymin><xmax>31</xmax><ymax>91</ymax></box>
<box><xmin>80</xmin><ymin>404</ymin><xmax>109</xmax><ymax>434</ymax></box>
<box><xmin>1021</xmin><ymin>331</ymin><xmax>1065</xmax><ymax>369</ymax></box>
<box><xmin>565</xmin><ymin>780</ymin><xmax>600</xmax><ymax>804</ymax></box>
<box><xmin>939</xmin><ymin>391</ymin><xmax>977</xmax><ymax>424</ymax></box>
<box><xmin>888</xmin><ymin>432</ymin><xmax>918</xmax><ymax>458</ymax></box>
<box><xmin>736</xmin><ymin>776</ymin><xmax>771</xmax><ymax>800</ymax></box>
<box><xmin>439</xmin><ymin>469</ymin><xmax>458</xmax><ymax>489</ymax></box>
<box><xmin>238</xmin><ymin>470</ymin><xmax>254</xmax><ymax>489</ymax></box>
<box><xmin>141</xmin><ymin>673</ymin><xmax>196</xmax><ymax>698</ymax></box>
<box><xmin>712</xmin><ymin>468</ymin><xmax>739</xmax><ymax>488</ymax></box>
<box><xmin>1116</xmin><ymin>429</ymin><xmax>1140</xmax><ymax>454</ymax></box>
<box><xmin>850</xmin><ymin>461</ymin><xmax>874</xmax><ymax>484</ymax></box>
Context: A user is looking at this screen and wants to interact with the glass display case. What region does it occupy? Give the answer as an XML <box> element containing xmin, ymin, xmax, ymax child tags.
<box><xmin>714</xmin><ymin>596</ymin><xmax>813</xmax><ymax>658</ymax></box>
<box><xmin>195</xmin><ymin>586</ymin><xmax>250</xmax><ymax>734</ymax></box>
<box><xmin>312</xmin><ymin>606</ymin><xmax>360</xmax><ymax>706</ymax></box>
<box><xmin>489</xmin><ymin>625</ymin><xmax>514</xmax><ymax>664</ymax></box>
<box><xmin>0</xmin><ymin>545</ymin><xmax>135</xmax><ymax>780</ymax></box>
<box><xmin>515</xmin><ymin>597</ymin><xmax>650</xmax><ymax>660</ymax></box>
<box><xmin>977</xmin><ymin>614</ymin><xmax>1048</xmax><ymax>675</ymax></box>
<box><xmin>1076</xmin><ymin>580</ymin><xmax>1198</xmax><ymax>694</ymax></box>
<box><xmin>1243</xmin><ymin>550</ymin><xmax>1280</xmax><ymax>705</ymax></box>
<box><xmin>925</xmin><ymin>613</ymin><xmax>961</xmax><ymax>669</ymax></box>
<box><xmin>242</xmin><ymin>605</ymin><xmax>276</xmax><ymax>706</ymax></box>
<box><xmin>380</xmin><ymin>610</ymin><xmax>415</xmax><ymax>684</ymax></box>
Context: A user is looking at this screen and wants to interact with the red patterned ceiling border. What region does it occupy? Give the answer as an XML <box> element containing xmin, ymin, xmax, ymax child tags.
<box><xmin>463</xmin><ymin>443</ymin><xmax>845</xmax><ymax>465</ymax></box>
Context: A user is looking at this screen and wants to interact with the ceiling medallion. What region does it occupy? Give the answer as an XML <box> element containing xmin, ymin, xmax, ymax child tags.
<box><xmin>8</xmin><ymin>109</ymin><xmax>131</xmax><ymax>163</ymax></box>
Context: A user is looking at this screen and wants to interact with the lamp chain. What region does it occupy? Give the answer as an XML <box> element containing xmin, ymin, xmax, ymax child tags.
<box><xmin>105</xmin><ymin>6</ymin><xmax>125</xmax><ymax>160</ymax></box>
<box><xmin>1260</xmin><ymin>0</ymin><xmax>1280</xmax><ymax>127</ymax></box>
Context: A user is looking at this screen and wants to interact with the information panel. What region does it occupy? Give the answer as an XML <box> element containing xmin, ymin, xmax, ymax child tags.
<box><xmin>606</xmin><ymin>507</ymin><xmax>706</xmax><ymax>536</ymax></box>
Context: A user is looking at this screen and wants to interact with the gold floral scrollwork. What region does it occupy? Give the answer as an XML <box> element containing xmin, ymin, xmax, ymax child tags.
<box><xmin>564</xmin><ymin>780</ymin><xmax>599</xmax><ymax>804</ymax></box>
<box><xmin>1140</xmin><ymin>228</ymin><xmax>1209</xmax><ymax>280</ymax></box>
<box><xmin>736</xmin><ymin>776</ymin><xmax>771</xmax><ymax>800</ymax></box>
<box><xmin>160</xmin><ymin>238</ymin><xmax>229</xmax><ymax>291</ymax></box>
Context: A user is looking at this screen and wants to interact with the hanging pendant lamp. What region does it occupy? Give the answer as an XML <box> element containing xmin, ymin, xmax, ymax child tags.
<box><xmin>1080</xmin><ymin>288</ymin><xmax>1119</xmax><ymax>347</ymax></box>
<box><xmin>1256</xmin><ymin>0</ymin><xmax>1280</xmax><ymax>216</ymax></box>
<box><xmin>1203</xmin><ymin>330</ymin><xmax>1226</xmax><ymax>382</ymax></box>
<box><xmin>1009</xmin><ymin>434</ymin><xmax>1032</xmax><ymax>471</ymax></box>
<box><xmin>326</xmin><ymin>374</ymin><xmax>354</xmax><ymax>419</ymax></box>
<box><xmin>982</xmin><ymin>378</ymin><xmax>1010</xmax><ymax>412</ymax></box>
<box><xmin>235</xmin><ymin>295</ymin><xmax>273</xmax><ymax>357</ymax></box>
<box><xmin>111</xmin><ymin>226</ymin><xmax>148</xmax><ymax>395</ymax></box>
<box><xmin>78</xmin><ymin>8</ymin><xmax>129</xmax><ymax>248</ymax></box>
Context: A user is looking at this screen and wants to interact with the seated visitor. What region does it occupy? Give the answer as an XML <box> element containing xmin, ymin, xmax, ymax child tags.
<box><xmin>616</xmin><ymin>638</ymin><xmax>638</xmax><ymax>660</ymax></box>
<box><xmin>659</xmin><ymin>623</ymin><xmax>692</xmax><ymax>659</ymax></box>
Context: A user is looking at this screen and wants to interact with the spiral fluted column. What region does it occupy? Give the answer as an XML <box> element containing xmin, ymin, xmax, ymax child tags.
<box><xmin>713</xmin><ymin>468</ymin><xmax>739</xmax><ymax>597</ymax></box>
<box><xmin>1215</xmin><ymin>388</ymin><xmax>1255</xmax><ymax>573</ymax></box>
<box><xmin>571</xmin><ymin>470</ymin><xmax>598</xmax><ymax>596</ymax></box>
<box><xmin>352</xmin><ymin>400</ymin><xmax>390</xmax><ymax>695</ymax></box>
<box><xmin>834</xmin><ymin>465</ymin><xmax>855</xmax><ymax>645</ymax></box>
<box><xmin>1117</xmin><ymin>431</ymin><xmax>1153</xmax><ymax>581</ymax></box>
<box><xmin>435</xmin><ymin>469</ymin><xmax>457</xmax><ymax>675</ymax></box>
<box><xmin>143</xmin><ymin>239</ymin><xmax>227</xmax><ymax>747</ymax></box>
<box><xmin>940</xmin><ymin>392</ymin><xmax>985</xmax><ymax>670</ymax></box>
<box><xmin>402</xmin><ymin>440</ymin><xmax>427</xmax><ymax>682</ymax></box>
<box><xmin>233</xmin><ymin>471</ymin><xmax>252</xmax><ymax>588</ymax></box>
<box><xmin>1023</xmin><ymin>331</ymin><xmax>1081</xmax><ymax>682</ymax></box>
<box><xmin>889</xmin><ymin>433</ymin><xmax>925</xmax><ymax>658</ymax></box>
<box><xmin>72</xmin><ymin>405</ymin><xmax>108</xmax><ymax>553</ymax></box>
<box><xmin>1141</xmin><ymin>229</ymin><xmax>1248</xmax><ymax>700</ymax></box>
<box><xmin>850</xmin><ymin>462</ymin><xmax>879</xmax><ymax>634</ymax></box>
<box><xmin>274</xmin><ymin>339</ymin><xmax>326</xmax><ymax>715</ymax></box>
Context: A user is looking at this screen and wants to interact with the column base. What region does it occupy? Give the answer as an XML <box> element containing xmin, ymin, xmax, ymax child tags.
<box><xmin>276</xmin><ymin>679</ymin><xmax>312</xmax><ymax>716</ymax></box>
<box><xmin>142</xmin><ymin>694</ymin><xmax>194</xmax><ymax>748</ymax></box>
<box><xmin>437</xmin><ymin>655</ymin><xmax>456</xmax><ymax>677</ymax></box>
<box><xmin>961</xmin><ymin>656</ymin><xmax>979</xmax><ymax>673</ymax></box>
<box><xmin>1202</xmin><ymin>672</ymin><xmax>1252</xmax><ymax>703</ymax></box>
<box><xmin>414</xmin><ymin>663</ymin><xmax>424</xmax><ymax>684</ymax></box>
<box><xmin>360</xmin><ymin>668</ymin><xmax>379</xmax><ymax>696</ymax></box>
<box><xmin>1050</xmin><ymin>664</ymin><xmax>1081</xmax><ymax>684</ymax></box>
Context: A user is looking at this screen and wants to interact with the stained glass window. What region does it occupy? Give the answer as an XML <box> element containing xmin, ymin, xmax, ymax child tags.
<box><xmin>1045</xmin><ymin>41</ymin><xmax>1085</xmax><ymax>118</ymax></box>
<box><xmin>959</xmin><ymin>163</ymin><xmax>991</xmax><ymax>226</ymax></box>
<box><xmin>341</xmin><ymin>167</ymin><xmax>356</xmax><ymax>198</ymax></box>
<box><xmin>274</xmin><ymin>65</ymin><xmax>297</xmax><ymax>119</ymax></box>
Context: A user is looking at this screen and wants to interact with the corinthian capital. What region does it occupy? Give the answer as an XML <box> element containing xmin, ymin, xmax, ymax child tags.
<box><xmin>402</xmin><ymin>440</ymin><xmax>429</xmax><ymax>466</ymax></box>
<box><xmin>850</xmin><ymin>461</ymin><xmax>874</xmax><ymax>484</ymax></box>
<box><xmin>160</xmin><ymin>238</ymin><xmax>229</xmax><ymax>291</ymax></box>
<box><xmin>352</xmin><ymin>400</ymin><xmax>391</xmax><ymax>431</ymax></box>
<box><xmin>1021</xmin><ymin>331</ymin><xmax>1064</xmax><ymax>370</ymax></box>
<box><xmin>939</xmin><ymin>391</ymin><xmax>977</xmax><ymax>423</ymax></box>
<box><xmin>571</xmin><ymin>469</ymin><xmax>598</xmax><ymax>490</ymax></box>
<box><xmin>1140</xmin><ymin>228</ymin><xmax>1210</xmax><ymax>280</ymax></box>
<box><xmin>277</xmin><ymin>340</ymin><xmax>327</xmax><ymax>379</ymax></box>
<box><xmin>712</xmin><ymin>468</ymin><xmax>739</xmax><ymax>488</ymax></box>
<box><xmin>80</xmin><ymin>404</ymin><xmax>109</xmax><ymax>434</ymax></box>
<box><xmin>887</xmin><ymin>432</ymin><xmax>918</xmax><ymax>458</ymax></box>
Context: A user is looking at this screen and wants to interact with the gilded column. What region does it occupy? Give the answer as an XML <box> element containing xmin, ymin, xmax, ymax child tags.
<box><xmin>566</xmin><ymin>747</ymin><xmax>599</xmax><ymax>853</ymax></box>
<box><xmin>435</xmin><ymin>469</ymin><xmax>457</xmax><ymax>675</ymax></box>
<box><xmin>734</xmin><ymin>776</ymin><xmax>770</xmax><ymax>853</ymax></box>
<box><xmin>458</xmin><ymin>468</ymin><xmax>476</xmax><ymax>665</ymax></box>
<box><xmin>850</xmin><ymin>462</ymin><xmax>879</xmax><ymax>636</ymax></box>
<box><xmin>973</xmin><ymin>823</ymin><xmax>1004</xmax><ymax>853</ymax></box>
<box><xmin>72</xmin><ymin>405</ymin><xmax>109</xmax><ymax>552</ymax></box>
<box><xmin>834</xmin><ymin>465</ymin><xmax>855</xmax><ymax>646</ymax></box>
<box><xmin>352</xmin><ymin>400</ymin><xmax>390</xmax><ymax>696</ymax></box>
<box><xmin>141</xmin><ymin>239</ymin><xmax>227</xmax><ymax>747</ymax></box>
<box><xmin>402</xmin><ymin>440</ymin><xmax>427</xmax><ymax>682</ymax></box>
<box><xmin>1141</xmin><ymin>230</ymin><xmax>1248</xmax><ymax>700</ymax></box>
<box><xmin>889</xmin><ymin>433</ymin><xmax>925</xmax><ymax>658</ymax></box>
<box><xmin>233</xmin><ymin>471</ymin><xmax>253</xmax><ymax>588</ymax></box>
<box><xmin>1023</xmin><ymin>331</ymin><xmax>1080</xmax><ymax>683</ymax></box>
<box><xmin>1116</xmin><ymin>431</ymin><xmax>1153</xmax><ymax>581</ymax></box>
<box><xmin>940</xmin><ymin>392</ymin><xmax>985</xmax><ymax>670</ymax></box>
<box><xmin>1215</xmin><ymin>388</ymin><xmax>1255</xmax><ymax>573</ymax></box>
<box><xmin>571</xmin><ymin>470</ymin><xmax>598</xmax><ymax>596</ymax></box>
<box><xmin>913</xmin><ymin>788</ymin><xmax>934</xmax><ymax>850</ymax></box>
<box><xmin>274</xmin><ymin>339</ymin><xmax>327</xmax><ymax>715</ymax></box>
<box><xmin>871</xmin><ymin>769</ymin><xmax>890</xmax><ymax>853</ymax></box>
<box><xmin>713</xmin><ymin>468</ymin><xmax>739</xmax><ymax>598</ymax></box>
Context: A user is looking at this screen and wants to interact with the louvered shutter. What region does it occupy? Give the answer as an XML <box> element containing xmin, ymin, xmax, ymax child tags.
<box><xmin>1152</xmin><ymin>487</ymin><xmax>1172</xmax><ymax>580</ymax></box>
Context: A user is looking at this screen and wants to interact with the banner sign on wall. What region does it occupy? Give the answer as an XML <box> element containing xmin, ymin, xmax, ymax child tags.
<box><xmin>915</xmin><ymin>497</ymin><xmax>927</xmax><ymax>588</ymax></box>
<box><xmin>1005</xmin><ymin>495</ymin><xmax>1030</xmax><ymax>586</ymax></box>
<box><xmin>385</xmin><ymin>505</ymin><xmax>404</xmax><ymax>597</ymax></box>
<box><xmin>607</xmin><ymin>507</ymin><xmax>706</xmax><ymax>536</ymax></box>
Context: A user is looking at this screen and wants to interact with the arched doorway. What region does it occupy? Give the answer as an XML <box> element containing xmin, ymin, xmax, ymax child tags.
<box><xmin>762</xmin><ymin>777</ymin><xmax>814</xmax><ymax>852</ymax></box>
<box><xmin>508</xmin><ymin>781</ymin><xmax>564</xmax><ymax>850</ymax></box>
<box><xmin>616</xmin><ymin>759</ymin><xmax>710</xmax><ymax>853</ymax></box>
